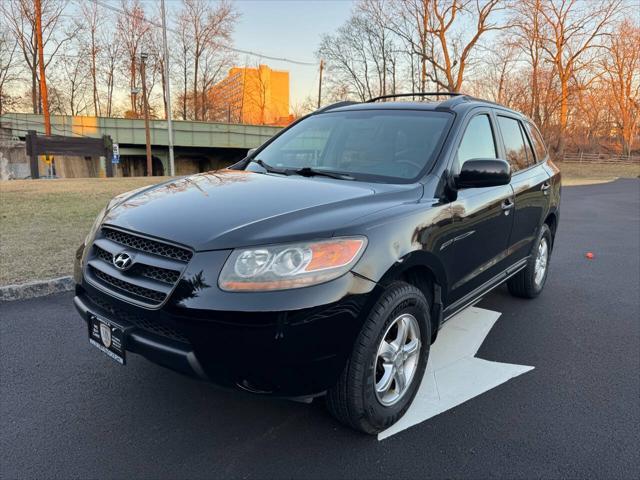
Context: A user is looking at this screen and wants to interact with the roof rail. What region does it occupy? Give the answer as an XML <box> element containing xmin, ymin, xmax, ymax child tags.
<box><xmin>366</xmin><ymin>92</ymin><xmax>463</xmax><ymax>103</ymax></box>
<box><xmin>315</xmin><ymin>101</ymin><xmax>359</xmax><ymax>113</ymax></box>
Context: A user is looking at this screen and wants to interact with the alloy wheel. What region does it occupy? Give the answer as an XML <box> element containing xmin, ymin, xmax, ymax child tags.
<box><xmin>374</xmin><ymin>313</ymin><xmax>421</xmax><ymax>407</ymax></box>
<box><xmin>534</xmin><ymin>237</ymin><xmax>549</xmax><ymax>287</ymax></box>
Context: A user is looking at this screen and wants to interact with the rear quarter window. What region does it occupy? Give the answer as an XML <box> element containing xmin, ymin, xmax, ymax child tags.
<box><xmin>497</xmin><ymin>116</ymin><xmax>529</xmax><ymax>172</ymax></box>
<box><xmin>525</xmin><ymin>122</ymin><xmax>548</xmax><ymax>162</ymax></box>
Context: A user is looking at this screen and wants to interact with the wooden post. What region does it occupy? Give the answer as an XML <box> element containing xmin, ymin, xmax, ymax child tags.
<box><xmin>26</xmin><ymin>131</ymin><xmax>39</xmax><ymax>179</ymax></box>
<box><xmin>103</xmin><ymin>135</ymin><xmax>113</xmax><ymax>178</ymax></box>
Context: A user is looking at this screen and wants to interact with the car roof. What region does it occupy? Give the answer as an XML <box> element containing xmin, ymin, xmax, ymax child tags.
<box><xmin>322</xmin><ymin>95</ymin><xmax>528</xmax><ymax>121</ymax></box>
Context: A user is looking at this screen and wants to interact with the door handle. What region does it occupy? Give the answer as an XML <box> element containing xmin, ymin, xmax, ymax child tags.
<box><xmin>541</xmin><ymin>182</ymin><xmax>551</xmax><ymax>195</ymax></box>
<box><xmin>501</xmin><ymin>198</ymin><xmax>515</xmax><ymax>214</ymax></box>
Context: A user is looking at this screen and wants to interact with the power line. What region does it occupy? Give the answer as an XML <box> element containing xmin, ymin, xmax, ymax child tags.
<box><xmin>87</xmin><ymin>0</ymin><xmax>317</xmax><ymax>66</ymax></box>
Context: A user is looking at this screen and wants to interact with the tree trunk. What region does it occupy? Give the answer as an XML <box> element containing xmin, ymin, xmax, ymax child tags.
<box><xmin>193</xmin><ymin>55</ymin><xmax>199</xmax><ymax>120</ymax></box>
<box><xmin>130</xmin><ymin>58</ymin><xmax>137</xmax><ymax>115</ymax></box>
<box><xmin>91</xmin><ymin>40</ymin><xmax>99</xmax><ymax>116</ymax></box>
<box><xmin>182</xmin><ymin>58</ymin><xmax>187</xmax><ymax>120</ymax></box>
<box><xmin>558</xmin><ymin>74</ymin><xmax>569</xmax><ymax>154</ymax></box>
<box><xmin>31</xmin><ymin>52</ymin><xmax>38</xmax><ymax>114</ymax></box>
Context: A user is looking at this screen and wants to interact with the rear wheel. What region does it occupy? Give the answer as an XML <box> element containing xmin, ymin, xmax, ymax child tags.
<box><xmin>326</xmin><ymin>282</ymin><xmax>431</xmax><ymax>434</ymax></box>
<box><xmin>508</xmin><ymin>224</ymin><xmax>552</xmax><ymax>298</ymax></box>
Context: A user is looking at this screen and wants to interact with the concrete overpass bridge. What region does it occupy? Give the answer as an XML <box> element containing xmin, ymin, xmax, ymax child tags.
<box><xmin>0</xmin><ymin>113</ymin><xmax>283</xmax><ymax>176</ymax></box>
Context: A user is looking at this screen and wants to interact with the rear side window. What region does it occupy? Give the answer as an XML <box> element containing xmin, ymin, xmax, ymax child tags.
<box><xmin>525</xmin><ymin>122</ymin><xmax>548</xmax><ymax>162</ymax></box>
<box><xmin>520</xmin><ymin>123</ymin><xmax>536</xmax><ymax>167</ymax></box>
<box><xmin>456</xmin><ymin>114</ymin><xmax>497</xmax><ymax>172</ymax></box>
<box><xmin>497</xmin><ymin>116</ymin><xmax>528</xmax><ymax>172</ymax></box>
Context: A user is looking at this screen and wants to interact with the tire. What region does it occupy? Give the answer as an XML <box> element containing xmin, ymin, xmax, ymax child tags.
<box><xmin>326</xmin><ymin>281</ymin><xmax>431</xmax><ymax>434</ymax></box>
<box><xmin>507</xmin><ymin>224</ymin><xmax>552</xmax><ymax>298</ymax></box>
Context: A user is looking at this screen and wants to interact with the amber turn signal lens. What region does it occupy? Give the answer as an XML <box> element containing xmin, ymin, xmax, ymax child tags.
<box><xmin>218</xmin><ymin>236</ymin><xmax>367</xmax><ymax>292</ymax></box>
<box><xmin>307</xmin><ymin>239</ymin><xmax>365</xmax><ymax>272</ymax></box>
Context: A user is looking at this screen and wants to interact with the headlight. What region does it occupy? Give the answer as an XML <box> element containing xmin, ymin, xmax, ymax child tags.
<box><xmin>219</xmin><ymin>237</ymin><xmax>367</xmax><ymax>291</ymax></box>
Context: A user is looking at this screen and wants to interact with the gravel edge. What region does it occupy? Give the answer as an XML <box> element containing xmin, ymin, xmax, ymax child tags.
<box><xmin>0</xmin><ymin>276</ymin><xmax>74</xmax><ymax>302</ymax></box>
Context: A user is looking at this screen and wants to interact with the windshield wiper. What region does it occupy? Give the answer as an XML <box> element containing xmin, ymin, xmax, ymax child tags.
<box><xmin>250</xmin><ymin>158</ymin><xmax>290</xmax><ymax>175</ymax></box>
<box><xmin>292</xmin><ymin>167</ymin><xmax>355</xmax><ymax>181</ymax></box>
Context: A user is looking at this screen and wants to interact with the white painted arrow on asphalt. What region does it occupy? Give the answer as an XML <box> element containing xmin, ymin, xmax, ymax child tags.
<box><xmin>378</xmin><ymin>306</ymin><xmax>534</xmax><ymax>440</ymax></box>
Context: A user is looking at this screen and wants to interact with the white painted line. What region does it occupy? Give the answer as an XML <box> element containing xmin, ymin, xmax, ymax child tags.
<box><xmin>378</xmin><ymin>306</ymin><xmax>534</xmax><ymax>440</ymax></box>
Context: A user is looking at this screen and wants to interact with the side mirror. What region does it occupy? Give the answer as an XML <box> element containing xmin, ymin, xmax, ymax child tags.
<box><xmin>246</xmin><ymin>148</ymin><xmax>257</xmax><ymax>159</ymax></box>
<box><xmin>456</xmin><ymin>159</ymin><xmax>511</xmax><ymax>189</ymax></box>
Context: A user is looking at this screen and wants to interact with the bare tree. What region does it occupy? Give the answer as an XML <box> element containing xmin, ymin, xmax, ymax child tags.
<box><xmin>53</xmin><ymin>52</ymin><xmax>89</xmax><ymax>115</ymax></box>
<box><xmin>1</xmin><ymin>0</ymin><xmax>75</xmax><ymax>114</ymax></box>
<box><xmin>0</xmin><ymin>27</ymin><xmax>20</xmax><ymax>116</ymax></box>
<box><xmin>174</xmin><ymin>11</ymin><xmax>192</xmax><ymax>120</ymax></box>
<box><xmin>246</xmin><ymin>63</ymin><xmax>268</xmax><ymax>124</ymax></box>
<box><xmin>356</xmin><ymin>0</ymin><xmax>398</xmax><ymax>96</ymax></box>
<box><xmin>78</xmin><ymin>1</ymin><xmax>102</xmax><ymax>116</ymax></box>
<box><xmin>386</xmin><ymin>0</ymin><xmax>430</xmax><ymax>91</ymax></box>
<box><xmin>99</xmin><ymin>20</ymin><xmax>122</xmax><ymax>118</ymax></box>
<box><xmin>318</xmin><ymin>6</ymin><xmax>395</xmax><ymax>101</ymax></box>
<box><xmin>117</xmin><ymin>0</ymin><xmax>151</xmax><ymax>116</ymax></box>
<box><xmin>536</xmin><ymin>0</ymin><xmax>622</xmax><ymax>153</ymax></box>
<box><xmin>177</xmin><ymin>0</ymin><xmax>237</xmax><ymax>121</ymax></box>
<box><xmin>601</xmin><ymin>20</ymin><xmax>640</xmax><ymax>155</ymax></box>
<box><xmin>510</xmin><ymin>0</ymin><xmax>548</xmax><ymax>125</ymax></box>
<box><xmin>470</xmin><ymin>43</ymin><xmax>521</xmax><ymax>107</ymax></box>
<box><xmin>386</xmin><ymin>0</ymin><xmax>506</xmax><ymax>92</ymax></box>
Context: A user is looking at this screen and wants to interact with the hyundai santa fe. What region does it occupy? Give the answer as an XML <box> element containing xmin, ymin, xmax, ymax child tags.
<box><xmin>74</xmin><ymin>93</ymin><xmax>561</xmax><ymax>434</ymax></box>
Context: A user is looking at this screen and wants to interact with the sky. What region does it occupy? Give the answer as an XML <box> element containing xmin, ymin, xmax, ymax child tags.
<box><xmin>166</xmin><ymin>0</ymin><xmax>355</xmax><ymax>107</ymax></box>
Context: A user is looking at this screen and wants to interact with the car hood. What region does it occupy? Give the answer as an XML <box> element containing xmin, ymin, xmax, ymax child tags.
<box><xmin>102</xmin><ymin>170</ymin><xmax>421</xmax><ymax>251</ymax></box>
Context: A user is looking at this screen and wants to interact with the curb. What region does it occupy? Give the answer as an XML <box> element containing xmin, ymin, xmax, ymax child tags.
<box><xmin>0</xmin><ymin>276</ymin><xmax>74</xmax><ymax>302</ymax></box>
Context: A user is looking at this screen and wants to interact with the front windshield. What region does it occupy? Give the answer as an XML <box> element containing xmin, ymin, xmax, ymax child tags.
<box><xmin>251</xmin><ymin>110</ymin><xmax>452</xmax><ymax>182</ymax></box>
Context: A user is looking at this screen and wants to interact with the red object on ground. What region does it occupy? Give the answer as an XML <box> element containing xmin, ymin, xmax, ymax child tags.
<box><xmin>585</xmin><ymin>252</ymin><xmax>594</xmax><ymax>259</ymax></box>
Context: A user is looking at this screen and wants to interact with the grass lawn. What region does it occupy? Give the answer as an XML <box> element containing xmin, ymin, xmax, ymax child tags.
<box><xmin>1</xmin><ymin>177</ymin><xmax>168</xmax><ymax>285</ymax></box>
<box><xmin>558</xmin><ymin>162</ymin><xmax>639</xmax><ymax>185</ymax></box>
<box><xmin>1</xmin><ymin>163</ymin><xmax>638</xmax><ymax>285</ymax></box>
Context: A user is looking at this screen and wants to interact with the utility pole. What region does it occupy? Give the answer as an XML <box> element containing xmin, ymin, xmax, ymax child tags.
<box><xmin>35</xmin><ymin>0</ymin><xmax>52</xmax><ymax>177</ymax></box>
<box><xmin>140</xmin><ymin>52</ymin><xmax>153</xmax><ymax>176</ymax></box>
<box><xmin>160</xmin><ymin>0</ymin><xmax>175</xmax><ymax>176</ymax></box>
<box><xmin>317</xmin><ymin>59</ymin><xmax>324</xmax><ymax>109</ymax></box>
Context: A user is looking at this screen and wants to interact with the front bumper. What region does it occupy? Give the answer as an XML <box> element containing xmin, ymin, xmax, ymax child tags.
<box><xmin>74</xmin><ymin>291</ymin><xmax>208</xmax><ymax>380</ymax></box>
<box><xmin>75</xmin><ymin>270</ymin><xmax>379</xmax><ymax>396</ymax></box>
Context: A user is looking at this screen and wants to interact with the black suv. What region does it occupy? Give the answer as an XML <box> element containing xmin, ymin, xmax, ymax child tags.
<box><xmin>74</xmin><ymin>93</ymin><xmax>560</xmax><ymax>434</ymax></box>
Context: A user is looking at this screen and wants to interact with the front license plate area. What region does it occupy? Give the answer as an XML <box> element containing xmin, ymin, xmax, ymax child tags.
<box><xmin>88</xmin><ymin>315</ymin><xmax>126</xmax><ymax>365</ymax></box>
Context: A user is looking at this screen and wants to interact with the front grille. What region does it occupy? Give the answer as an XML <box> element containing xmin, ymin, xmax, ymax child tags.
<box><xmin>140</xmin><ymin>265</ymin><xmax>180</xmax><ymax>284</ymax></box>
<box><xmin>85</xmin><ymin>227</ymin><xmax>193</xmax><ymax>307</ymax></box>
<box><xmin>103</xmin><ymin>227</ymin><xmax>192</xmax><ymax>262</ymax></box>
<box><xmin>86</xmin><ymin>291</ymin><xmax>188</xmax><ymax>343</ymax></box>
<box><xmin>91</xmin><ymin>266</ymin><xmax>166</xmax><ymax>303</ymax></box>
<box><xmin>95</xmin><ymin>245</ymin><xmax>112</xmax><ymax>263</ymax></box>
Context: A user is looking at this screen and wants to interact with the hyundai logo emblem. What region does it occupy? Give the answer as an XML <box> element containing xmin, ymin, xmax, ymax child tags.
<box><xmin>113</xmin><ymin>252</ymin><xmax>133</xmax><ymax>271</ymax></box>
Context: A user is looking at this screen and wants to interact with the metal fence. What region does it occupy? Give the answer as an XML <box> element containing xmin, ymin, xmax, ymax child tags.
<box><xmin>562</xmin><ymin>153</ymin><xmax>640</xmax><ymax>164</ymax></box>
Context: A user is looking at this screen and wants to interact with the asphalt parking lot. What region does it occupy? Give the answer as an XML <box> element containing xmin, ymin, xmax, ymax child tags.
<box><xmin>1</xmin><ymin>179</ymin><xmax>639</xmax><ymax>479</ymax></box>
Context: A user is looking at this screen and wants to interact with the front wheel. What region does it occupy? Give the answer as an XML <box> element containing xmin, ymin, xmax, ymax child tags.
<box><xmin>326</xmin><ymin>282</ymin><xmax>431</xmax><ymax>434</ymax></box>
<box><xmin>508</xmin><ymin>224</ymin><xmax>552</xmax><ymax>298</ymax></box>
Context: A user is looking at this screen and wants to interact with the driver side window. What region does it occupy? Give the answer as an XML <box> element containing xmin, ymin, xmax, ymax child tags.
<box><xmin>454</xmin><ymin>114</ymin><xmax>497</xmax><ymax>174</ymax></box>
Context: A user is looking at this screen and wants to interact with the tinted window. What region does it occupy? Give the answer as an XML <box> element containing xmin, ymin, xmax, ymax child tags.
<box><xmin>456</xmin><ymin>114</ymin><xmax>497</xmax><ymax>172</ymax></box>
<box><xmin>525</xmin><ymin>122</ymin><xmax>548</xmax><ymax>162</ymax></box>
<box><xmin>520</xmin><ymin>122</ymin><xmax>536</xmax><ymax>167</ymax></box>
<box><xmin>497</xmin><ymin>116</ymin><xmax>528</xmax><ymax>171</ymax></box>
<box><xmin>254</xmin><ymin>110</ymin><xmax>452</xmax><ymax>182</ymax></box>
